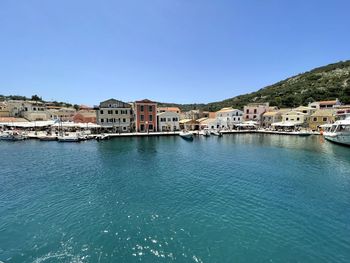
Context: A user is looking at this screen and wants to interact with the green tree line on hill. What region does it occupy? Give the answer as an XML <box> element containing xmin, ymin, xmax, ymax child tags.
<box><xmin>159</xmin><ymin>60</ymin><xmax>350</xmax><ymax>111</ymax></box>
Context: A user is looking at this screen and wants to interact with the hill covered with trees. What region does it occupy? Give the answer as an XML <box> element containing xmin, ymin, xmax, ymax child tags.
<box><xmin>160</xmin><ymin>60</ymin><xmax>350</xmax><ymax>111</ymax></box>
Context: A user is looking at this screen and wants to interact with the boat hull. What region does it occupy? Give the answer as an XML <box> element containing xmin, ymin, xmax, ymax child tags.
<box><xmin>324</xmin><ymin>134</ymin><xmax>350</xmax><ymax>146</ymax></box>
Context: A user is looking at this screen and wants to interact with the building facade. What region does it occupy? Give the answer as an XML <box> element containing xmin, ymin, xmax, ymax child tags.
<box><xmin>215</xmin><ymin>107</ymin><xmax>243</xmax><ymax>129</ymax></box>
<box><xmin>157</xmin><ymin>111</ymin><xmax>180</xmax><ymax>131</ymax></box>
<box><xmin>96</xmin><ymin>99</ymin><xmax>133</xmax><ymax>132</ymax></box>
<box><xmin>157</xmin><ymin>107</ymin><xmax>181</xmax><ymax>114</ymax></box>
<box><xmin>309</xmin><ymin>109</ymin><xmax>335</xmax><ymax>130</ymax></box>
<box><xmin>243</xmin><ymin>103</ymin><xmax>270</xmax><ymax>124</ymax></box>
<box><xmin>73</xmin><ymin>110</ymin><xmax>97</xmax><ymax>123</ymax></box>
<box><xmin>134</xmin><ymin>99</ymin><xmax>157</xmax><ymax>132</ymax></box>
<box><xmin>309</xmin><ymin>99</ymin><xmax>341</xmax><ymax>110</ymax></box>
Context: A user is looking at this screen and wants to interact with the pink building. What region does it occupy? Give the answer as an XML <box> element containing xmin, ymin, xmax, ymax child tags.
<box><xmin>243</xmin><ymin>103</ymin><xmax>270</xmax><ymax>124</ymax></box>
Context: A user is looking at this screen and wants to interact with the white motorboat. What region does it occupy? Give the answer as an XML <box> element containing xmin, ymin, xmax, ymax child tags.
<box><xmin>179</xmin><ymin>131</ymin><xmax>193</xmax><ymax>140</ymax></box>
<box><xmin>199</xmin><ymin>128</ymin><xmax>210</xmax><ymax>137</ymax></box>
<box><xmin>324</xmin><ymin>118</ymin><xmax>350</xmax><ymax>146</ymax></box>
<box><xmin>211</xmin><ymin>130</ymin><xmax>223</xmax><ymax>137</ymax></box>
<box><xmin>57</xmin><ymin>134</ymin><xmax>80</xmax><ymax>142</ymax></box>
<box><xmin>0</xmin><ymin>131</ymin><xmax>26</xmax><ymax>141</ymax></box>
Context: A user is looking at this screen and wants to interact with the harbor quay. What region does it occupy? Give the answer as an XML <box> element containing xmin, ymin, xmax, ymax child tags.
<box><xmin>0</xmin><ymin>98</ymin><xmax>349</xmax><ymax>144</ymax></box>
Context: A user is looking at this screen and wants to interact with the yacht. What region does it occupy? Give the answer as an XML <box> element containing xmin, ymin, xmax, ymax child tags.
<box><xmin>324</xmin><ymin>118</ymin><xmax>350</xmax><ymax>146</ymax></box>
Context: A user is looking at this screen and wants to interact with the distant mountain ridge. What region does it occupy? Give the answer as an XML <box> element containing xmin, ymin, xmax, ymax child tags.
<box><xmin>159</xmin><ymin>60</ymin><xmax>350</xmax><ymax>111</ymax></box>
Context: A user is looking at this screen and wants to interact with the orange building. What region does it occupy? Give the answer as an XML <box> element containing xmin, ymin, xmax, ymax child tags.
<box><xmin>134</xmin><ymin>99</ymin><xmax>157</xmax><ymax>132</ymax></box>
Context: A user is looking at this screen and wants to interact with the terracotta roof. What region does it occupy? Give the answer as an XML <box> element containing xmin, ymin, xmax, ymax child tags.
<box><xmin>263</xmin><ymin>111</ymin><xmax>279</xmax><ymax>116</ymax></box>
<box><xmin>319</xmin><ymin>100</ymin><xmax>338</xmax><ymax>105</ymax></box>
<box><xmin>0</xmin><ymin>117</ymin><xmax>28</xmax><ymax>122</ymax></box>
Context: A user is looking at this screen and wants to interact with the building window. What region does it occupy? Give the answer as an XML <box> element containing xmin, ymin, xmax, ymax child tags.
<box><xmin>253</xmin><ymin>115</ymin><xmax>256</xmax><ymax>119</ymax></box>
<box><xmin>246</xmin><ymin>115</ymin><xmax>249</xmax><ymax>119</ymax></box>
<box><xmin>173</xmin><ymin>117</ymin><xmax>178</xmax><ymax>121</ymax></box>
<box><xmin>115</xmin><ymin>110</ymin><xmax>118</xmax><ymax>114</ymax></box>
<box><xmin>254</xmin><ymin>109</ymin><xmax>257</xmax><ymax>114</ymax></box>
<box><xmin>140</xmin><ymin>115</ymin><xmax>144</xmax><ymax>121</ymax></box>
<box><xmin>140</xmin><ymin>105</ymin><xmax>144</xmax><ymax>112</ymax></box>
<box><xmin>100</xmin><ymin>110</ymin><xmax>104</xmax><ymax>114</ymax></box>
<box><xmin>123</xmin><ymin>118</ymin><xmax>126</xmax><ymax>123</ymax></box>
<box><xmin>149</xmin><ymin>124</ymin><xmax>153</xmax><ymax>130</ymax></box>
<box><xmin>313</xmin><ymin>117</ymin><xmax>317</xmax><ymax>122</ymax></box>
<box><xmin>123</xmin><ymin>127</ymin><xmax>127</xmax><ymax>131</ymax></box>
<box><xmin>101</xmin><ymin>119</ymin><xmax>104</xmax><ymax>123</ymax></box>
<box><xmin>323</xmin><ymin>117</ymin><xmax>327</xmax><ymax>122</ymax></box>
<box><xmin>297</xmin><ymin>117</ymin><xmax>300</xmax><ymax>121</ymax></box>
<box><xmin>161</xmin><ymin>118</ymin><xmax>166</xmax><ymax>122</ymax></box>
<box><xmin>149</xmin><ymin>115</ymin><xmax>153</xmax><ymax>121</ymax></box>
<box><xmin>246</xmin><ymin>109</ymin><xmax>249</xmax><ymax>114</ymax></box>
<box><xmin>108</xmin><ymin>110</ymin><xmax>113</xmax><ymax>114</ymax></box>
<box><xmin>286</xmin><ymin>118</ymin><xmax>289</xmax><ymax>121</ymax></box>
<box><xmin>149</xmin><ymin>106</ymin><xmax>153</xmax><ymax>112</ymax></box>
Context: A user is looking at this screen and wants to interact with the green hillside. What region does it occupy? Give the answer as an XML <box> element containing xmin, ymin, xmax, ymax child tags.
<box><xmin>160</xmin><ymin>60</ymin><xmax>350</xmax><ymax>111</ymax></box>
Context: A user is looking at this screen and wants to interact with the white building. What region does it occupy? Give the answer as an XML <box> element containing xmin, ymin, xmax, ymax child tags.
<box><xmin>157</xmin><ymin>111</ymin><xmax>180</xmax><ymax>132</ymax></box>
<box><xmin>96</xmin><ymin>98</ymin><xmax>133</xmax><ymax>132</ymax></box>
<box><xmin>215</xmin><ymin>107</ymin><xmax>243</xmax><ymax>129</ymax></box>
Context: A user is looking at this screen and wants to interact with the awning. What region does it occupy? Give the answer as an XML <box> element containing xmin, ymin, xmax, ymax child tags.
<box><xmin>0</xmin><ymin>120</ymin><xmax>55</xmax><ymax>127</ymax></box>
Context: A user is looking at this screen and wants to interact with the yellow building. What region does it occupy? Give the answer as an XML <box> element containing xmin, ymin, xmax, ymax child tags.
<box><xmin>309</xmin><ymin>109</ymin><xmax>335</xmax><ymax>131</ymax></box>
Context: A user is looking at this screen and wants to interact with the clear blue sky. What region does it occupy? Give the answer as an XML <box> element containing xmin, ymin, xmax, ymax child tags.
<box><xmin>1</xmin><ymin>0</ymin><xmax>349</xmax><ymax>105</ymax></box>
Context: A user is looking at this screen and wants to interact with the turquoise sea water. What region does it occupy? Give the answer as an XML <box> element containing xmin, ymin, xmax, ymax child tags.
<box><xmin>0</xmin><ymin>134</ymin><xmax>350</xmax><ymax>263</ymax></box>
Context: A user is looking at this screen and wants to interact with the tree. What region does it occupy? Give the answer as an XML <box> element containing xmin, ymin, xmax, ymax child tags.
<box><xmin>31</xmin><ymin>94</ymin><xmax>42</xmax><ymax>101</ymax></box>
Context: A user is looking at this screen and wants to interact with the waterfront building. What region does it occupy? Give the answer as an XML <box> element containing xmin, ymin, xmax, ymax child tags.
<box><xmin>181</xmin><ymin>110</ymin><xmax>209</xmax><ymax>121</ymax></box>
<box><xmin>309</xmin><ymin>99</ymin><xmax>341</xmax><ymax>110</ymax></box>
<box><xmin>179</xmin><ymin>119</ymin><xmax>199</xmax><ymax>130</ymax></box>
<box><xmin>95</xmin><ymin>99</ymin><xmax>133</xmax><ymax>132</ymax></box>
<box><xmin>334</xmin><ymin>105</ymin><xmax>350</xmax><ymax>120</ymax></box>
<box><xmin>157</xmin><ymin>111</ymin><xmax>180</xmax><ymax>132</ymax></box>
<box><xmin>243</xmin><ymin>103</ymin><xmax>270</xmax><ymax>125</ymax></box>
<box><xmin>157</xmin><ymin>107</ymin><xmax>181</xmax><ymax>114</ymax></box>
<box><xmin>309</xmin><ymin>109</ymin><xmax>335</xmax><ymax>130</ymax></box>
<box><xmin>47</xmin><ymin>107</ymin><xmax>76</xmax><ymax>122</ymax></box>
<box><xmin>262</xmin><ymin>109</ymin><xmax>290</xmax><ymax>128</ymax></box>
<box><xmin>281</xmin><ymin>111</ymin><xmax>308</xmax><ymax>127</ymax></box>
<box><xmin>198</xmin><ymin>118</ymin><xmax>218</xmax><ymax>130</ymax></box>
<box><xmin>134</xmin><ymin>99</ymin><xmax>157</xmax><ymax>132</ymax></box>
<box><xmin>73</xmin><ymin>110</ymin><xmax>97</xmax><ymax>123</ymax></box>
<box><xmin>215</xmin><ymin>107</ymin><xmax>243</xmax><ymax>129</ymax></box>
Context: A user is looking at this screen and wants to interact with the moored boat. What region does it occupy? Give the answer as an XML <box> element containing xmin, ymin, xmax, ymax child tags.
<box><xmin>179</xmin><ymin>131</ymin><xmax>193</xmax><ymax>140</ymax></box>
<box><xmin>0</xmin><ymin>131</ymin><xmax>26</xmax><ymax>141</ymax></box>
<box><xmin>324</xmin><ymin>118</ymin><xmax>350</xmax><ymax>146</ymax></box>
<box><xmin>57</xmin><ymin>135</ymin><xmax>80</xmax><ymax>142</ymax></box>
<box><xmin>211</xmin><ymin>130</ymin><xmax>223</xmax><ymax>137</ymax></box>
<box><xmin>199</xmin><ymin>128</ymin><xmax>210</xmax><ymax>137</ymax></box>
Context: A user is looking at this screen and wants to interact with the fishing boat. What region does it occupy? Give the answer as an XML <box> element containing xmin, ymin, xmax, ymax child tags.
<box><xmin>324</xmin><ymin>118</ymin><xmax>350</xmax><ymax>146</ymax></box>
<box><xmin>179</xmin><ymin>131</ymin><xmax>193</xmax><ymax>140</ymax></box>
